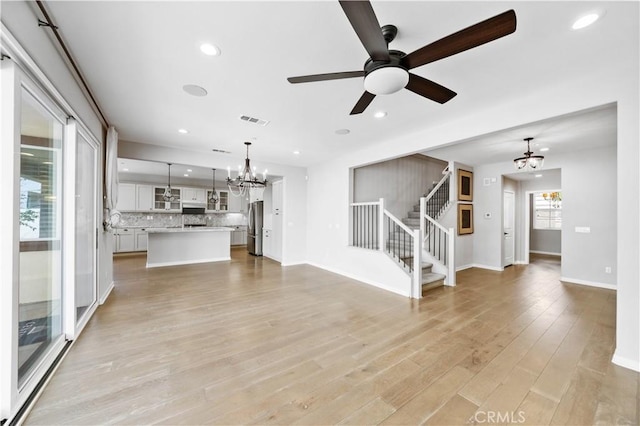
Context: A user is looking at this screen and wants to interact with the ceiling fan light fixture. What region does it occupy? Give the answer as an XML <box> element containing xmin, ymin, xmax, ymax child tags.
<box><xmin>364</xmin><ymin>67</ymin><xmax>409</xmax><ymax>95</ymax></box>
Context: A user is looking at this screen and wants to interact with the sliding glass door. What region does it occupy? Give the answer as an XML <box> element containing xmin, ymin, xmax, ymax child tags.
<box><xmin>1</xmin><ymin>58</ymin><xmax>100</xmax><ymax>422</ymax></box>
<box><xmin>18</xmin><ymin>86</ymin><xmax>66</xmax><ymax>388</ymax></box>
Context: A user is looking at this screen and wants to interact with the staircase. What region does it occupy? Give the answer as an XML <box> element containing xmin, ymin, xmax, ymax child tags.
<box><xmin>402</xmin><ymin>196</ymin><xmax>446</xmax><ymax>294</ymax></box>
<box><xmin>349</xmin><ymin>166</ymin><xmax>455</xmax><ymax>299</ymax></box>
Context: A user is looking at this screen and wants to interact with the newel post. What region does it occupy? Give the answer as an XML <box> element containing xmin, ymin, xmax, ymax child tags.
<box><xmin>378</xmin><ymin>198</ymin><xmax>384</xmax><ymax>251</ymax></box>
<box><xmin>446</xmin><ymin>227</ymin><xmax>456</xmax><ymax>286</ymax></box>
<box><xmin>413</xmin><ymin>229</ymin><xmax>422</xmax><ymax>299</ymax></box>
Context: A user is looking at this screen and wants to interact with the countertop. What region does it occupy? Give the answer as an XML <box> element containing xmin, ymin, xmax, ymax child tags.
<box><xmin>147</xmin><ymin>227</ymin><xmax>234</xmax><ymax>234</ymax></box>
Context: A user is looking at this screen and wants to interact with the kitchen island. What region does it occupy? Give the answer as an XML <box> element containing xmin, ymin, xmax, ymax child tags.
<box><xmin>146</xmin><ymin>227</ymin><xmax>234</xmax><ymax>268</ymax></box>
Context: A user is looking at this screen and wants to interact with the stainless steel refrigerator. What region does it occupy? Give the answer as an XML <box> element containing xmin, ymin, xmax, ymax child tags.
<box><xmin>248</xmin><ymin>200</ymin><xmax>263</xmax><ymax>256</ymax></box>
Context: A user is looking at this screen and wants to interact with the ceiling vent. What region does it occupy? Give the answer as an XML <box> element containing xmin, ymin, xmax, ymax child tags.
<box><xmin>211</xmin><ymin>148</ymin><xmax>231</xmax><ymax>154</ymax></box>
<box><xmin>239</xmin><ymin>115</ymin><xmax>270</xmax><ymax>126</ymax></box>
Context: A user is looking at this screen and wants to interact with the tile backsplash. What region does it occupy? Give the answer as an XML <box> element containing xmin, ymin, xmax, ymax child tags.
<box><xmin>117</xmin><ymin>212</ymin><xmax>247</xmax><ymax>228</ymax></box>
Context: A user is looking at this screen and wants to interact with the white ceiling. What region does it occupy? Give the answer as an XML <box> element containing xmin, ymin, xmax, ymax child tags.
<box><xmin>424</xmin><ymin>103</ymin><xmax>617</xmax><ymax>167</ymax></box>
<box><xmin>42</xmin><ymin>1</ymin><xmax>633</xmax><ymax>168</ymax></box>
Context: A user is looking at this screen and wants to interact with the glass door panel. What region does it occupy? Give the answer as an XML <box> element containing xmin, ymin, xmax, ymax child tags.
<box><xmin>75</xmin><ymin>132</ymin><xmax>97</xmax><ymax>324</ymax></box>
<box><xmin>18</xmin><ymin>88</ymin><xmax>64</xmax><ymax>387</ymax></box>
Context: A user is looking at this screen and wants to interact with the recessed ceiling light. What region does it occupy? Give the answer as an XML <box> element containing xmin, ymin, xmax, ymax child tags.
<box><xmin>200</xmin><ymin>43</ymin><xmax>221</xmax><ymax>56</ymax></box>
<box><xmin>540</xmin><ymin>147</ymin><xmax>550</xmax><ymax>152</ymax></box>
<box><xmin>183</xmin><ymin>174</ymin><xmax>189</xmax><ymax>177</ymax></box>
<box><xmin>178</xmin><ymin>128</ymin><xmax>189</xmax><ymax>134</ymax></box>
<box><xmin>335</xmin><ymin>128</ymin><xmax>350</xmax><ymax>135</ymax></box>
<box><xmin>123</xmin><ymin>168</ymin><xmax>129</xmax><ymax>172</ymax></box>
<box><xmin>572</xmin><ymin>13</ymin><xmax>600</xmax><ymax>30</ymax></box>
<box><xmin>293</xmin><ymin>150</ymin><xmax>300</xmax><ymax>155</ymax></box>
<box><xmin>535</xmin><ymin>174</ymin><xmax>543</xmax><ymax>178</ymax></box>
<box><xmin>187</xmin><ymin>169</ymin><xmax>193</xmax><ymax>172</ymax></box>
<box><xmin>20</xmin><ymin>152</ymin><xmax>34</xmax><ymax>157</ymax></box>
<box><xmin>374</xmin><ymin>111</ymin><xmax>387</xmax><ymax>118</ymax></box>
<box><xmin>182</xmin><ymin>84</ymin><xmax>208</xmax><ymax>97</ymax></box>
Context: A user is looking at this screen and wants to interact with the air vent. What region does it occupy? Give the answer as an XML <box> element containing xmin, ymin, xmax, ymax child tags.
<box><xmin>239</xmin><ymin>115</ymin><xmax>270</xmax><ymax>126</ymax></box>
<box><xmin>211</xmin><ymin>148</ymin><xmax>231</xmax><ymax>154</ymax></box>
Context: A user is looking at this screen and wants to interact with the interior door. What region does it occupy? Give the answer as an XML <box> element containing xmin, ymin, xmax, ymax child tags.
<box><xmin>503</xmin><ymin>190</ymin><xmax>515</xmax><ymax>267</ymax></box>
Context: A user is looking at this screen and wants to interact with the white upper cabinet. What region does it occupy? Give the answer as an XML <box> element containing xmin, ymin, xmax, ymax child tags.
<box><xmin>136</xmin><ymin>184</ymin><xmax>153</xmax><ymax>211</ymax></box>
<box><xmin>182</xmin><ymin>187</ymin><xmax>206</xmax><ymax>203</ymax></box>
<box><xmin>116</xmin><ymin>183</ymin><xmax>136</xmax><ymax>211</ymax></box>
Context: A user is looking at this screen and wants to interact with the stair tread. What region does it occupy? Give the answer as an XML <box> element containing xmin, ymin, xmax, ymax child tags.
<box><xmin>422</xmin><ymin>272</ymin><xmax>446</xmax><ymax>285</ymax></box>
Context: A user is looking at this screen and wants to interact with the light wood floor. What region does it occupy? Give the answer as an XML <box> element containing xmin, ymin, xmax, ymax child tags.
<box><xmin>26</xmin><ymin>250</ymin><xmax>638</xmax><ymax>425</ymax></box>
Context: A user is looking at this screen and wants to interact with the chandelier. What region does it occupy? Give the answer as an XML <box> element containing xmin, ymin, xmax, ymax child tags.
<box><xmin>227</xmin><ymin>142</ymin><xmax>267</xmax><ymax>197</ymax></box>
<box><xmin>209</xmin><ymin>168</ymin><xmax>219</xmax><ymax>204</ymax></box>
<box><xmin>514</xmin><ymin>137</ymin><xmax>544</xmax><ymax>170</ymax></box>
<box><xmin>162</xmin><ymin>163</ymin><xmax>176</xmax><ymax>202</ymax></box>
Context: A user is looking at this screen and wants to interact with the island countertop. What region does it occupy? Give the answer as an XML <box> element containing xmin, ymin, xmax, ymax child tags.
<box><xmin>146</xmin><ymin>227</ymin><xmax>234</xmax><ymax>234</ymax></box>
<box><xmin>146</xmin><ymin>227</ymin><xmax>233</xmax><ymax>268</ymax></box>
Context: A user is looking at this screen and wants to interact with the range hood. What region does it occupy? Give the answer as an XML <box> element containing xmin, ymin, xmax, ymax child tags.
<box><xmin>182</xmin><ymin>202</ymin><xmax>205</xmax><ymax>214</ymax></box>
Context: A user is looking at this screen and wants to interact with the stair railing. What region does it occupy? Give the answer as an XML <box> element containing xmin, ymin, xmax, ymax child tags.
<box><xmin>420</xmin><ymin>196</ymin><xmax>456</xmax><ymax>286</ymax></box>
<box><xmin>350</xmin><ymin>199</ymin><xmax>382</xmax><ymax>250</ymax></box>
<box><xmin>424</xmin><ymin>169</ymin><xmax>452</xmax><ymax>219</ymax></box>
<box><xmin>350</xmin><ymin>198</ymin><xmax>423</xmax><ymax>298</ymax></box>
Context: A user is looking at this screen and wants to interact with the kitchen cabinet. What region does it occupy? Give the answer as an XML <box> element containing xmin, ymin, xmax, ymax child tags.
<box><xmin>182</xmin><ymin>187</ymin><xmax>206</xmax><ymax>203</ymax></box>
<box><xmin>228</xmin><ymin>193</ymin><xmax>249</xmax><ymax>212</ymax></box>
<box><xmin>206</xmin><ymin>189</ymin><xmax>229</xmax><ymax>211</ymax></box>
<box><xmin>231</xmin><ymin>226</ymin><xmax>247</xmax><ymax>245</ymax></box>
<box><xmin>116</xmin><ymin>183</ymin><xmax>136</xmax><ymax>211</ymax></box>
<box><xmin>113</xmin><ymin>228</ymin><xmax>135</xmax><ymax>253</ymax></box>
<box><xmin>134</xmin><ymin>228</ymin><xmax>148</xmax><ymax>251</ymax></box>
<box><xmin>153</xmin><ymin>186</ymin><xmax>181</xmax><ymax>210</ymax></box>
<box><xmin>136</xmin><ymin>185</ymin><xmax>153</xmax><ymax>211</ymax></box>
<box><xmin>263</xmin><ymin>228</ymin><xmax>273</xmax><ymax>257</ymax></box>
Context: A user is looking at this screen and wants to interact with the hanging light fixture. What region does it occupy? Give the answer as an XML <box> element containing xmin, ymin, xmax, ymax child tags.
<box><xmin>163</xmin><ymin>163</ymin><xmax>176</xmax><ymax>201</ymax></box>
<box><xmin>209</xmin><ymin>168</ymin><xmax>219</xmax><ymax>204</ymax></box>
<box><xmin>227</xmin><ymin>142</ymin><xmax>267</xmax><ymax>197</ymax></box>
<box><xmin>514</xmin><ymin>137</ymin><xmax>545</xmax><ymax>170</ymax></box>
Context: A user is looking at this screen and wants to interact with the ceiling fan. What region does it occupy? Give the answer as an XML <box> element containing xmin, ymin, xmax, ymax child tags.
<box><xmin>287</xmin><ymin>1</ymin><xmax>517</xmax><ymax>115</ymax></box>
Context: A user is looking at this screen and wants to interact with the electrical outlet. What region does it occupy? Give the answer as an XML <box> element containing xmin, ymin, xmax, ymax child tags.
<box><xmin>605</xmin><ymin>266</ymin><xmax>612</xmax><ymax>274</ymax></box>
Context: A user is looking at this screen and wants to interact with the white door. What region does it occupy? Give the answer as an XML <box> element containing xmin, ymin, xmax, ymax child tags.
<box><xmin>503</xmin><ymin>191</ymin><xmax>515</xmax><ymax>267</ymax></box>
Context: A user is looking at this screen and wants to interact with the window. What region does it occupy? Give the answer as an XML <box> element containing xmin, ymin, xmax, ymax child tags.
<box><xmin>533</xmin><ymin>191</ymin><xmax>562</xmax><ymax>230</ymax></box>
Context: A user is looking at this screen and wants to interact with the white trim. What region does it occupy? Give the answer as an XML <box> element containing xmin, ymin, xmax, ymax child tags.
<box><xmin>529</xmin><ymin>250</ymin><xmax>561</xmax><ymax>256</ymax></box>
<box><xmin>456</xmin><ymin>264</ymin><xmax>474</xmax><ymax>271</ymax></box>
<box><xmin>281</xmin><ymin>261</ymin><xmax>306</xmax><ymax>267</ymax></box>
<box><xmin>306</xmin><ymin>261</ymin><xmax>411</xmax><ymax>298</ymax></box>
<box><xmin>146</xmin><ymin>257</ymin><xmax>231</xmax><ymax>268</ymax></box>
<box><xmin>560</xmin><ymin>276</ymin><xmax>616</xmax><ymax>290</ymax></box>
<box><xmin>513</xmin><ymin>260</ymin><xmax>528</xmax><ymax>265</ymax></box>
<box><xmin>612</xmin><ymin>351</ymin><xmax>640</xmax><ymax>372</ymax></box>
<box><xmin>99</xmin><ymin>282</ymin><xmax>115</xmax><ymax>305</ymax></box>
<box><xmin>471</xmin><ymin>264</ymin><xmax>505</xmax><ymax>272</ymax></box>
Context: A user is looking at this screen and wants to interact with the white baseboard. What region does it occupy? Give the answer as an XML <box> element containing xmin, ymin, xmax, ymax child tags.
<box><xmin>514</xmin><ymin>260</ymin><xmax>528</xmax><ymax>265</ymax></box>
<box><xmin>99</xmin><ymin>281</ymin><xmax>115</xmax><ymax>305</ymax></box>
<box><xmin>281</xmin><ymin>260</ymin><xmax>306</xmax><ymax>266</ymax></box>
<box><xmin>306</xmin><ymin>261</ymin><xmax>410</xmax><ymax>298</ymax></box>
<box><xmin>560</xmin><ymin>276</ymin><xmax>616</xmax><ymax>290</ymax></box>
<box><xmin>146</xmin><ymin>257</ymin><xmax>230</xmax><ymax>268</ymax></box>
<box><xmin>530</xmin><ymin>250</ymin><xmax>561</xmax><ymax>256</ymax></box>
<box><xmin>471</xmin><ymin>263</ymin><xmax>504</xmax><ymax>272</ymax></box>
<box><xmin>612</xmin><ymin>351</ymin><xmax>640</xmax><ymax>372</ymax></box>
<box><xmin>456</xmin><ymin>264</ymin><xmax>474</xmax><ymax>272</ymax></box>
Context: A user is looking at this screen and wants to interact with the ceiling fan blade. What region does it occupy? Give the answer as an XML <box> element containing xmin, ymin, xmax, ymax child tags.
<box><xmin>402</xmin><ymin>9</ymin><xmax>516</xmax><ymax>70</ymax></box>
<box><xmin>287</xmin><ymin>71</ymin><xmax>364</xmax><ymax>84</ymax></box>
<box><xmin>350</xmin><ymin>91</ymin><xmax>376</xmax><ymax>115</ymax></box>
<box><xmin>405</xmin><ymin>73</ymin><xmax>457</xmax><ymax>104</ymax></box>
<box><xmin>339</xmin><ymin>1</ymin><xmax>390</xmax><ymax>62</ymax></box>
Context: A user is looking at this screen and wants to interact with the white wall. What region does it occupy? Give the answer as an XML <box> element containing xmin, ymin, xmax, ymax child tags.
<box><xmin>307</xmin><ymin>16</ymin><xmax>638</xmax><ymax>370</ymax></box>
<box><xmin>353</xmin><ymin>155</ymin><xmax>447</xmax><ymax>219</ymax></box>
<box><xmin>118</xmin><ymin>140</ymin><xmax>307</xmax><ymax>265</ymax></box>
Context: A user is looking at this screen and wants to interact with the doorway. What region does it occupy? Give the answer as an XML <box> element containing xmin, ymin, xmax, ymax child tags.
<box><xmin>503</xmin><ymin>190</ymin><xmax>515</xmax><ymax>267</ymax></box>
